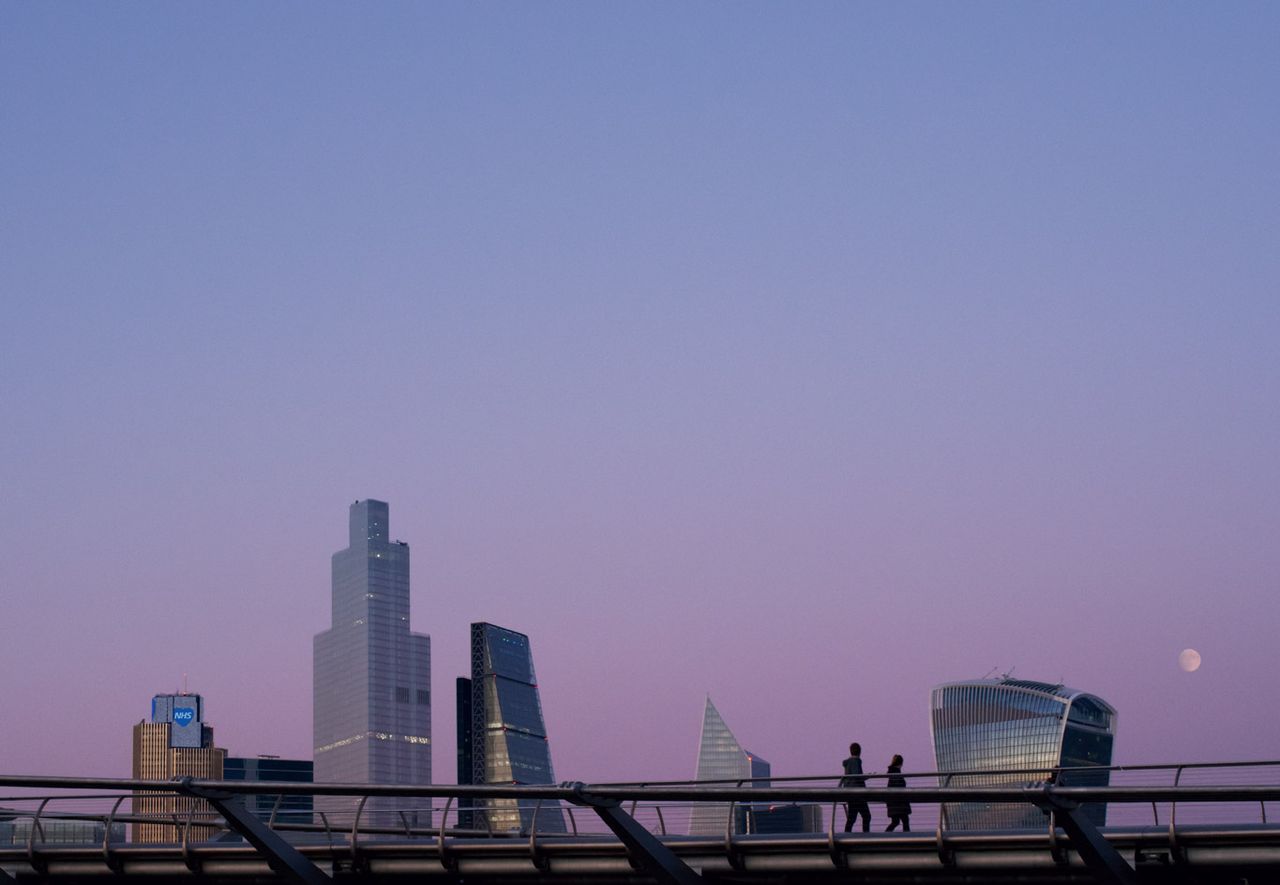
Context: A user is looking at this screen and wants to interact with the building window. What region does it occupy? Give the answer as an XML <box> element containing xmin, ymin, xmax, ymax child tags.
<box><xmin>396</xmin><ymin>687</ymin><xmax>411</xmax><ymax>704</ymax></box>
<box><xmin>416</xmin><ymin>689</ymin><xmax>430</xmax><ymax>705</ymax></box>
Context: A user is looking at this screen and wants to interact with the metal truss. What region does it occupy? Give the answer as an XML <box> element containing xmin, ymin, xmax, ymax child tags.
<box><xmin>174</xmin><ymin>780</ymin><xmax>331</xmax><ymax>885</ymax></box>
<box><xmin>562</xmin><ymin>782</ymin><xmax>702</xmax><ymax>885</ymax></box>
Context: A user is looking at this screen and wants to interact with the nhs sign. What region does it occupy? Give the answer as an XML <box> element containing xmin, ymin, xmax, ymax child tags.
<box><xmin>151</xmin><ymin>694</ymin><xmax>206</xmax><ymax>749</ymax></box>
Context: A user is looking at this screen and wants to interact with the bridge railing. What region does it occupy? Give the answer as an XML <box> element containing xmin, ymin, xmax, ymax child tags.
<box><xmin>4</xmin><ymin>759</ymin><xmax>1280</xmax><ymax>849</ymax></box>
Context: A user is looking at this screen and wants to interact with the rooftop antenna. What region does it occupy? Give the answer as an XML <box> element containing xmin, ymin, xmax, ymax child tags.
<box><xmin>980</xmin><ymin>666</ymin><xmax>998</xmax><ymax>680</ymax></box>
<box><xmin>182</xmin><ymin>672</ymin><xmax>188</xmax><ymax>695</ymax></box>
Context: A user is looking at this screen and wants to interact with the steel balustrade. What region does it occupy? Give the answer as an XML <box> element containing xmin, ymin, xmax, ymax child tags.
<box><xmin>4</xmin><ymin>763</ymin><xmax>1280</xmax><ymax>884</ymax></box>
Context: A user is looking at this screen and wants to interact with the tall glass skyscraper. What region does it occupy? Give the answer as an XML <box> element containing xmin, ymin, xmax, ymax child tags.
<box><xmin>313</xmin><ymin>500</ymin><xmax>431</xmax><ymax>827</ymax></box>
<box><xmin>688</xmin><ymin>696</ymin><xmax>770</xmax><ymax>836</ymax></box>
<box><xmin>930</xmin><ymin>678</ymin><xmax>1117</xmax><ymax>829</ymax></box>
<box><xmin>456</xmin><ymin>622</ymin><xmax>565</xmax><ymax>833</ymax></box>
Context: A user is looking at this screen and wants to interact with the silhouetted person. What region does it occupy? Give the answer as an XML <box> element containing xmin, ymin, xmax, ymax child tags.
<box><xmin>884</xmin><ymin>754</ymin><xmax>911</xmax><ymax>832</ymax></box>
<box><xmin>840</xmin><ymin>742</ymin><xmax>871</xmax><ymax>833</ymax></box>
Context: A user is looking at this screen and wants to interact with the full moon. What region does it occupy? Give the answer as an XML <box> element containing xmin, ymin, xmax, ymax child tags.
<box><xmin>1178</xmin><ymin>648</ymin><xmax>1202</xmax><ymax>672</ymax></box>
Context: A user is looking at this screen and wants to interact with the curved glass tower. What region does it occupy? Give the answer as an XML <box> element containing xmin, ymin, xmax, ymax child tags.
<box><xmin>930</xmin><ymin>678</ymin><xmax>1116</xmax><ymax>829</ymax></box>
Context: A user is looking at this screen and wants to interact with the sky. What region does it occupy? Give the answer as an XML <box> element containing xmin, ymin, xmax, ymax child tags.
<box><xmin>2</xmin><ymin>3</ymin><xmax>1279</xmax><ymax>786</ymax></box>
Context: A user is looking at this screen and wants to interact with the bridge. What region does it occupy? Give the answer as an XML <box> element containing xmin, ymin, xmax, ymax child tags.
<box><xmin>4</xmin><ymin>762</ymin><xmax>1280</xmax><ymax>884</ymax></box>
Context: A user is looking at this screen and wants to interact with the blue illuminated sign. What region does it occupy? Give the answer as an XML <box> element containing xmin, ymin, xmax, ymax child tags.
<box><xmin>173</xmin><ymin>708</ymin><xmax>196</xmax><ymax>726</ymax></box>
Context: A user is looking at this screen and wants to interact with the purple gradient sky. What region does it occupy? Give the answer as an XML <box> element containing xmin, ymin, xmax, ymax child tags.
<box><xmin>2</xmin><ymin>4</ymin><xmax>1279</xmax><ymax>784</ymax></box>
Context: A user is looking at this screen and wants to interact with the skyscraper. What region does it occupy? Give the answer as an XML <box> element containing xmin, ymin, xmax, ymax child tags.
<box><xmin>688</xmin><ymin>696</ymin><xmax>770</xmax><ymax>836</ymax></box>
<box><xmin>456</xmin><ymin>622</ymin><xmax>565</xmax><ymax>833</ymax></box>
<box><xmin>454</xmin><ymin>676</ymin><xmax>475</xmax><ymax>830</ymax></box>
<box><xmin>930</xmin><ymin>677</ymin><xmax>1117</xmax><ymax>829</ymax></box>
<box><xmin>132</xmin><ymin>693</ymin><xmax>226</xmax><ymax>843</ymax></box>
<box><xmin>313</xmin><ymin>500</ymin><xmax>431</xmax><ymax>827</ymax></box>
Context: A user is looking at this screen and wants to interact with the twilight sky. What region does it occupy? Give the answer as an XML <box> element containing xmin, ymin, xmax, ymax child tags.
<box><xmin>2</xmin><ymin>3</ymin><xmax>1279</xmax><ymax>785</ymax></box>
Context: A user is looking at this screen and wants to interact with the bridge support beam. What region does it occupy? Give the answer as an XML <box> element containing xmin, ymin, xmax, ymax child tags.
<box><xmin>563</xmin><ymin>783</ymin><xmax>702</xmax><ymax>885</ymax></box>
<box><xmin>1034</xmin><ymin>790</ymin><xmax>1137</xmax><ymax>885</ymax></box>
<box><xmin>179</xmin><ymin>780</ymin><xmax>331</xmax><ymax>885</ymax></box>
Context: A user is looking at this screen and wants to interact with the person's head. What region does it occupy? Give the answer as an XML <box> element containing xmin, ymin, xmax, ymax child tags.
<box><xmin>891</xmin><ymin>754</ymin><xmax>903</xmax><ymax>767</ymax></box>
<box><xmin>849</xmin><ymin>742</ymin><xmax>861</xmax><ymax>757</ymax></box>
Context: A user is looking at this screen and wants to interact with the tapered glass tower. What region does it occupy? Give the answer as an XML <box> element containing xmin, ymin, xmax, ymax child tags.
<box><xmin>931</xmin><ymin>678</ymin><xmax>1116</xmax><ymax>829</ymax></box>
<box><xmin>456</xmin><ymin>622</ymin><xmax>565</xmax><ymax>833</ymax></box>
<box><xmin>313</xmin><ymin>500</ymin><xmax>431</xmax><ymax>826</ymax></box>
<box><xmin>688</xmin><ymin>697</ymin><xmax>770</xmax><ymax>835</ymax></box>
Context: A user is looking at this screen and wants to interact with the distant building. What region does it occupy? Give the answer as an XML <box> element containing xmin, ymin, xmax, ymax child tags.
<box><xmin>455</xmin><ymin>676</ymin><xmax>475</xmax><ymax>830</ymax></box>
<box><xmin>313</xmin><ymin>500</ymin><xmax>432</xmax><ymax>829</ymax></box>
<box><xmin>132</xmin><ymin>693</ymin><xmax>226</xmax><ymax>843</ymax></box>
<box><xmin>930</xmin><ymin>678</ymin><xmax>1117</xmax><ymax>829</ymax></box>
<box><xmin>734</xmin><ymin>803</ymin><xmax>823</xmax><ymax>834</ymax></box>
<box><xmin>222</xmin><ymin>756</ymin><xmax>314</xmax><ymax>828</ymax></box>
<box><xmin>688</xmin><ymin>697</ymin><xmax>770</xmax><ymax>836</ymax></box>
<box><xmin>0</xmin><ymin>813</ymin><xmax>125</xmax><ymax>845</ymax></box>
<box><xmin>456</xmin><ymin>623</ymin><xmax>566</xmax><ymax>833</ymax></box>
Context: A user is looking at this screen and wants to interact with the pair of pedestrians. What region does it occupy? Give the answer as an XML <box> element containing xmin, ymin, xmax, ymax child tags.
<box><xmin>840</xmin><ymin>742</ymin><xmax>911</xmax><ymax>832</ymax></box>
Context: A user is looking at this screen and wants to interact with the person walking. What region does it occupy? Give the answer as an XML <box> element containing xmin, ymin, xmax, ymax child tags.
<box><xmin>884</xmin><ymin>754</ymin><xmax>911</xmax><ymax>832</ymax></box>
<box><xmin>840</xmin><ymin>742</ymin><xmax>871</xmax><ymax>833</ymax></box>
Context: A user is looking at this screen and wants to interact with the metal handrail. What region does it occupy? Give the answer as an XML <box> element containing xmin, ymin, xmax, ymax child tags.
<box><xmin>436</xmin><ymin>796</ymin><xmax>453</xmax><ymax>871</ymax></box>
<box><xmin>595</xmin><ymin>758</ymin><xmax>1280</xmax><ymax>788</ymax></box>
<box><xmin>102</xmin><ymin>795</ymin><xmax>126</xmax><ymax>871</ymax></box>
<box><xmin>179</xmin><ymin>801</ymin><xmax>197</xmax><ymax>868</ymax></box>
<box><xmin>724</xmin><ymin>779</ymin><xmax>740</xmax><ymax>849</ymax></box>
<box><xmin>268</xmin><ymin>794</ymin><xmax>283</xmax><ymax>830</ymax></box>
<box><xmin>350</xmin><ymin>794</ymin><xmax>369</xmax><ymax>854</ymax></box>
<box><xmin>725</xmin><ymin>780</ymin><xmax>744</xmax><ymax>870</ymax></box>
<box><xmin>1169</xmin><ymin>765</ymin><xmax>1185</xmax><ymax>864</ymax></box>
<box><xmin>529</xmin><ymin>800</ymin><xmax>549</xmax><ymax>871</ymax></box>
<box><xmin>8</xmin><ymin>762</ymin><xmax>1280</xmax><ymax>852</ymax></box>
<box><xmin>26</xmin><ymin>797</ymin><xmax>50</xmax><ymax>871</ymax></box>
<box><xmin>11</xmin><ymin>784</ymin><xmax>1280</xmax><ymax>818</ymax></box>
<box><xmin>934</xmin><ymin>772</ymin><xmax>952</xmax><ymax>865</ymax></box>
<box><xmin>826</xmin><ymin>788</ymin><xmax>842</xmax><ymax>868</ymax></box>
<box><xmin>9</xmin><ymin>759</ymin><xmax>1280</xmax><ymax>798</ymax></box>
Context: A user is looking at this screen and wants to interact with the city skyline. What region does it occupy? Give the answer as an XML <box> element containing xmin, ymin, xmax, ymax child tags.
<box><xmin>4</xmin><ymin>4</ymin><xmax>1279</xmax><ymax>786</ymax></box>
<box><xmin>0</xmin><ymin>487</ymin><xmax>1266</xmax><ymax>786</ymax></box>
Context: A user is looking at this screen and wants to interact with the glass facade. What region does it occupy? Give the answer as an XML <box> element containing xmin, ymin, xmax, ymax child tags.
<box><xmin>222</xmin><ymin>757</ymin><xmax>314</xmax><ymax>827</ymax></box>
<box><xmin>734</xmin><ymin>803</ymin><xmax>823</xmax><ymax>834</ymax></box>
<box><xmin>930</xmin><ymin>678</ymin><xmax>1117</xmax><ymax>829</ymax></box>
<box><xmin>313</xmin><ymin>501</ymin><xmax>431</xmax><ymax>828</ymax></box>
<box><xmin>688</xmin><ymin>697</ymin><xmax>771</xmax><ymax>836</ymax></box>
<box><xmin>460</xmin><ymin>622</ymin><xmax>565</xmax><ymax>833</ymax></box>
<box><xmin>0</xmin><ymin>819</ymin><xmax>126</xmax><ymax>845</ymax></box>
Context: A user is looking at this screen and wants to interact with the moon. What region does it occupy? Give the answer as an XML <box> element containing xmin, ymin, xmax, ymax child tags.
<box><xmin>1178</xmin><ymin>648</ymin><xmax>1202</xmax><ymax>672</ymax></box>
